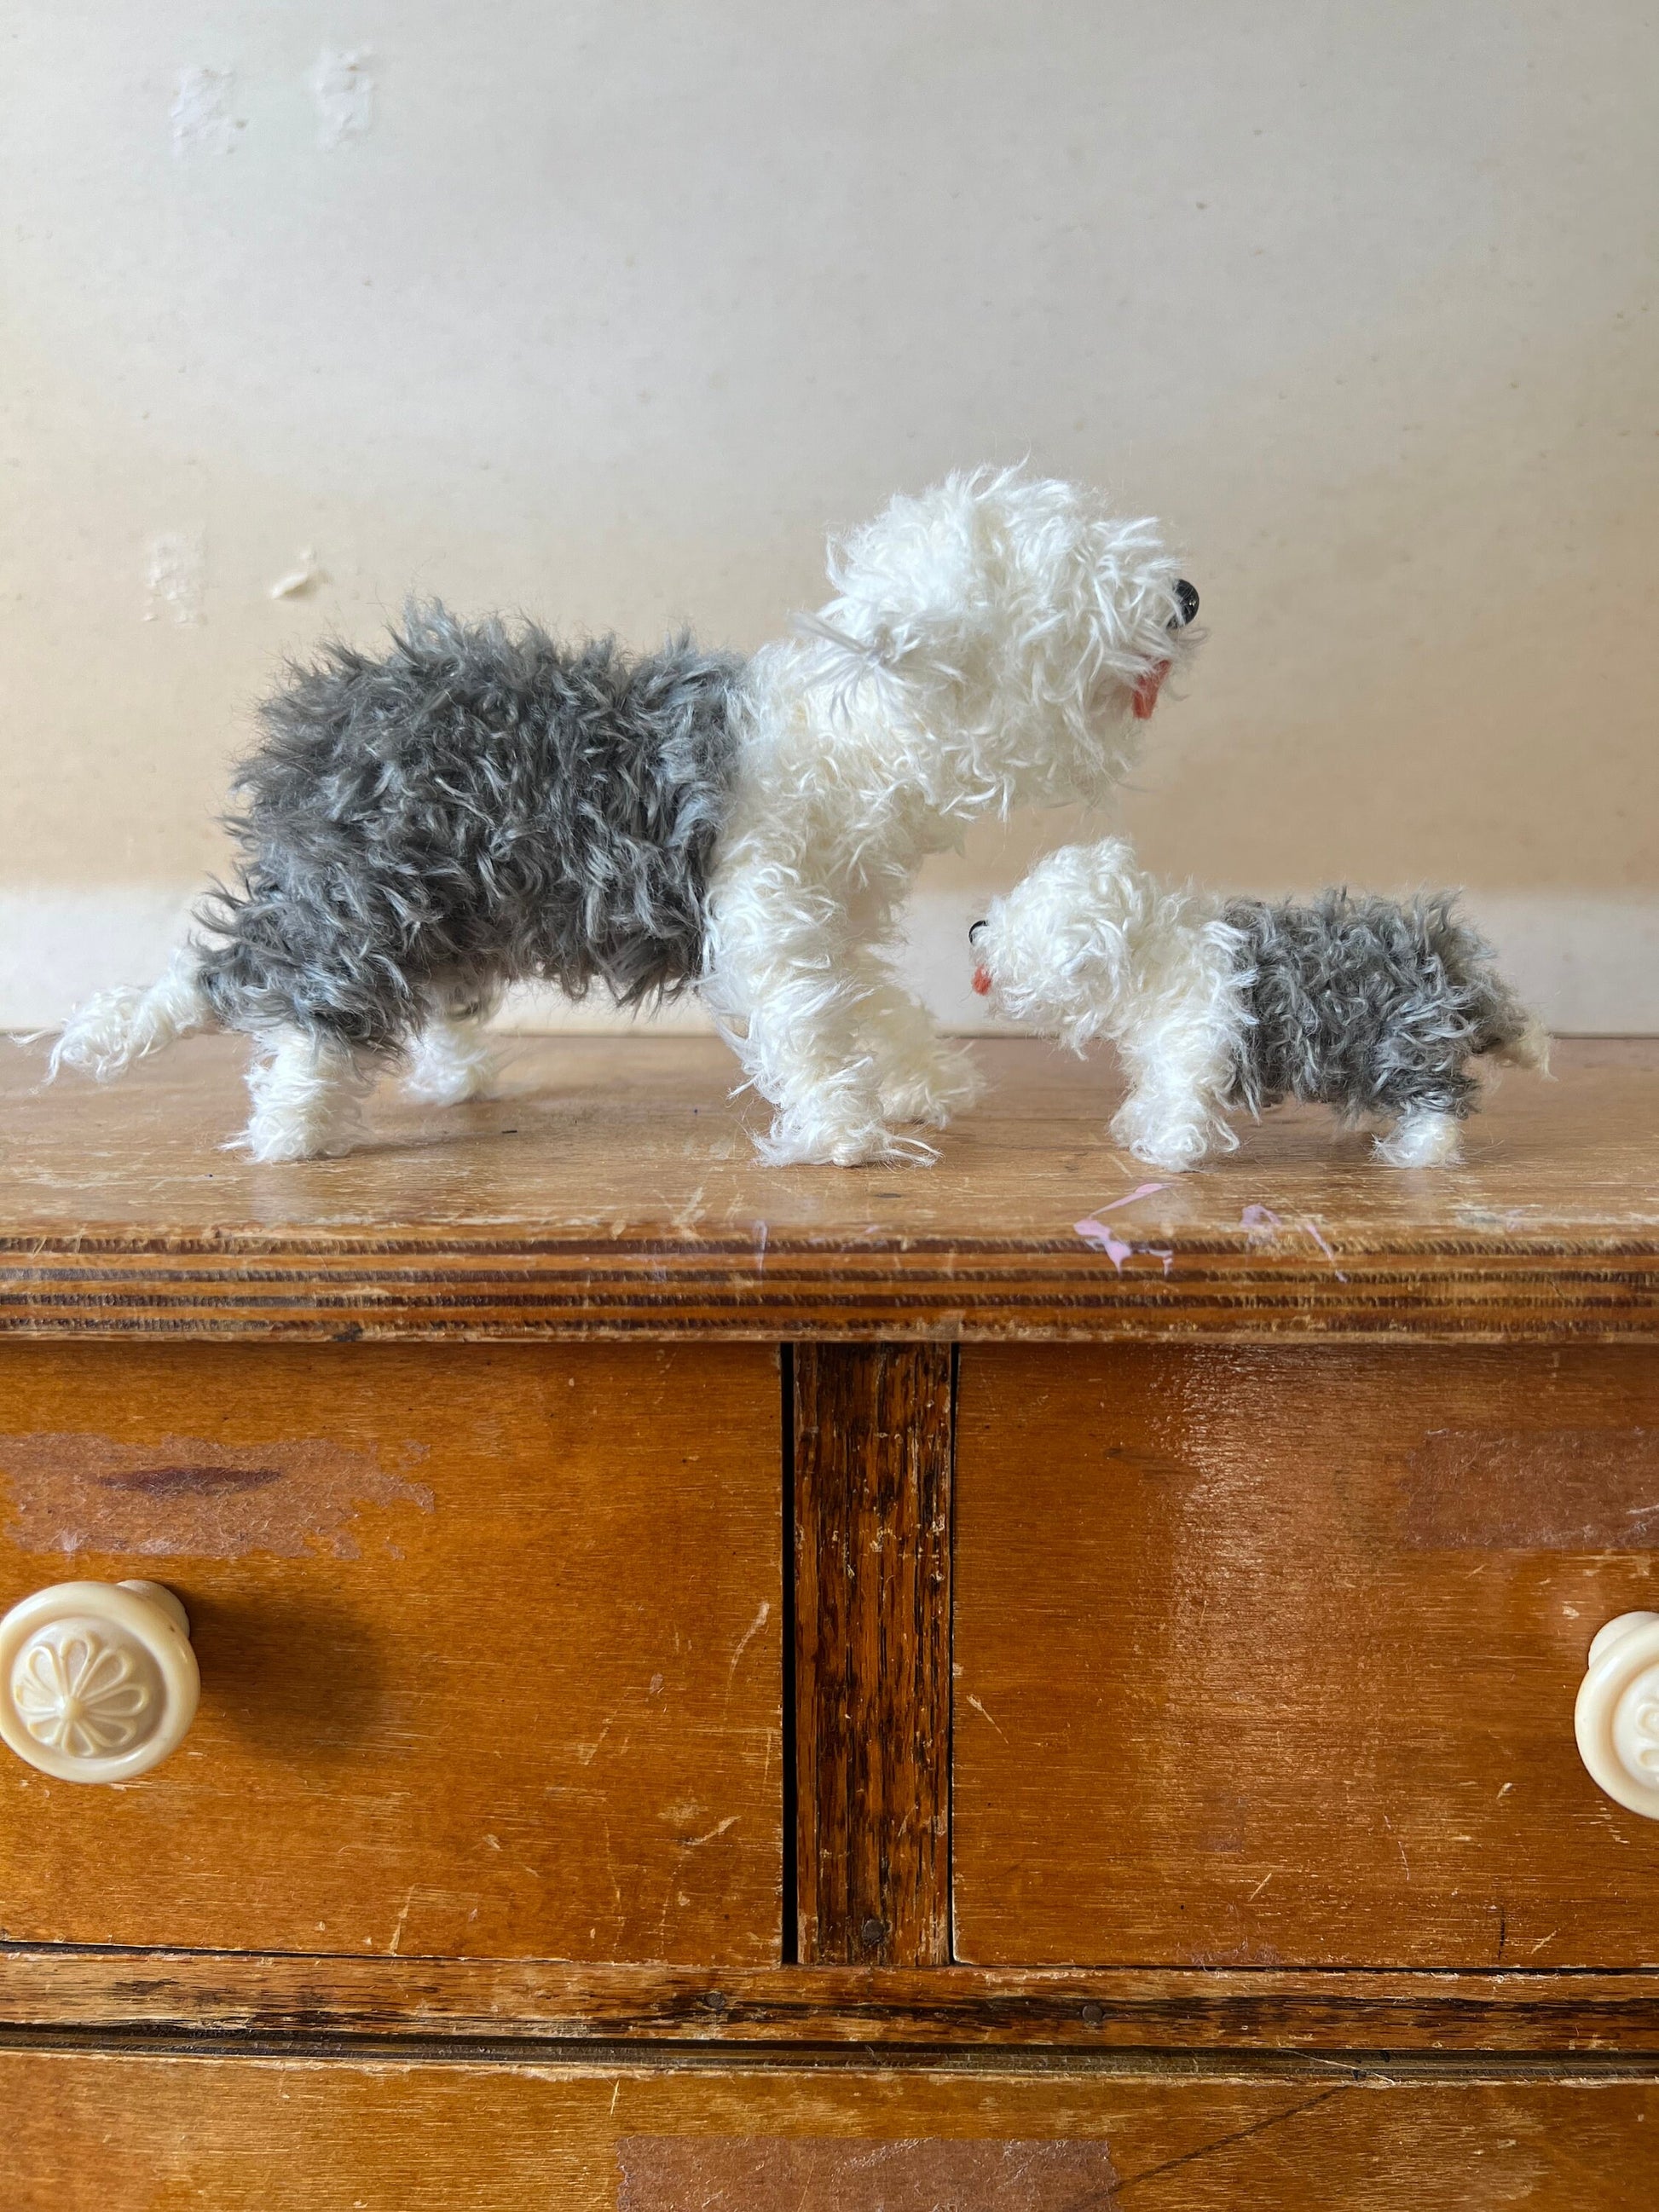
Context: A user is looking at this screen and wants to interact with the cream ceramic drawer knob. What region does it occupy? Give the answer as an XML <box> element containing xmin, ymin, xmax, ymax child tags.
<box><xmin>1575</xmin><ymin>1611</ymin><xmax>1659</xmax><ymax>1822</ymax></box>
<box><xmin>0</xmin><ymin>1580</ymin><xmax>199</xmax><ymax>1783</ymax></box>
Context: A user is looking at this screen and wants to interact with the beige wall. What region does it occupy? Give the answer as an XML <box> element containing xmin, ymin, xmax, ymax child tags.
<box><xmin>3</xmin><ymin>1</ymin><xmax>1656</xmax><ymax>1030</ymax></box>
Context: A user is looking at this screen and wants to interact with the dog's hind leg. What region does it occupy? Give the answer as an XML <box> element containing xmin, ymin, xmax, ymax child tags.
<box><xmin>402</xmin><ymin>1005</ymin><xmax>500</xmax><ymax>1106</ymax></box>
<box><xmin>239</xmin><ymin>1028</ymin><xmax>367</xmax><ymax>1163</ymax></box>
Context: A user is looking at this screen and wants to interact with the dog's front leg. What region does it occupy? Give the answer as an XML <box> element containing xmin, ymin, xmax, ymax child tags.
<box><xmin>705</xmin><ymin>873</ymin><xmax>929</xmax><ymax>1167</ymax></box>
<box><xmin>732</xmin><ymin>967</ymin><xmax>917</xmax><ymax>1166</ymax></box>
<box><xmin>1109</xmin><ymin>1068</ymin><xmax>1228</xmax><ymax>1172</ymax></box>
<box><xmin>856</xmin><ymin>974</ymin><xmax>985</xmax><ymax>1129</ymax></box>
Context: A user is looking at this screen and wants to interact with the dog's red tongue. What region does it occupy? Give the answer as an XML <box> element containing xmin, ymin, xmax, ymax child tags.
<box><xmin>1132</xmin><ymin>660</ymin><xmax>1170</xmax><ymax>719</ymax></box>
<box><xmin>972</xmin><ymin>965</ymin><xmax>991</xmax><ymax>997</ymax></box>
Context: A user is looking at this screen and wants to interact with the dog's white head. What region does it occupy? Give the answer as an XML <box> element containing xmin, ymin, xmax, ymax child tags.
<box><xmin>795</xmin><ymin>470</ymin><xmax>1199</xmax><ymax>809</ymax></box>
<box><xmin>968</xmin><ymin>838</ymin><xmax>1152</xmax><ymax>1049</ymax></box>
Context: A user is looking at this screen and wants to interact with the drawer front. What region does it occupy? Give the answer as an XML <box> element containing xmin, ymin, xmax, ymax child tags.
<box><xmin>954</xmin><ymin>1343</ymin><xmax>1659</xmax><ymax>1968</ymax></box>
<box><xmin>9</xmin><ymin>2051</ymin><xmax>1655</xmax><ymax>2211</ymax></box>
<box><xmin>0</xmin><ymin>1342</ymin><xmax>781</xmax><ymax>1962</ymax></box>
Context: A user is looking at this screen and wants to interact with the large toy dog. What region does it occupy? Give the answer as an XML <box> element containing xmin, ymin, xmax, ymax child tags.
<box><xmin>970</xmin><ymin>838</ymin><xmax>1546</xmax><ymax>1169</ymax></box>
<box><xmin>51</xmin><ymin>472</ymin><xmax>1200</xmax><ymax>1164</ymax></box>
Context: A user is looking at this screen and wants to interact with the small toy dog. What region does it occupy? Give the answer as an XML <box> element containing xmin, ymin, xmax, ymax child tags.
<box><xmin>51</xmin><ymin>471</ymin><xmax>1200</xmax><ymax>1164</ymax></box>
<box><xmin>970</xmin><ymin>838</ymin><xmax>1546</xmax><ymax>1169</ymax></box>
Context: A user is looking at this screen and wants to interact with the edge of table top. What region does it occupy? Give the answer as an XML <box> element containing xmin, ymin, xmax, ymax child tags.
<box><xmin>3</xmin><ymin>1034</ymin><xmax>1656</xmax><ymax>1341</ymax></box>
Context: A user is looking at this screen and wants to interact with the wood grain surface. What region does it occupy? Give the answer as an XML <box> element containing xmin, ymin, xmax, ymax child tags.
<box><xmin>9</xmin><ymin>2050</ymin><xmax>1657</xmax><ymax>2212</ymax></box>
<box><xmin>0</xmin><ymin>1341</ymin><xmax>782</xmax><ymax>1961</ymax></box>
<box><xmin>3</xmin><ymin>1036</ymin><xmax>1657</xmax><ymax>1340</ymax></box>
<box><xmin>5</xmin><ymin>1952</ymin><xmax>1659</xmax><ymax>2053</ymax></box>
<box><xmin>793</xmin><ymin>1346</ymin><xmax>951</xmax><ymax>1965</ymax></box>
<box><xmin>953</xmin><ymin>1342</ymin><xmax>1659</xmax><ymax>1969</ymax></box>
<box><xmin>616</xmin><ymin>2134</ymin><xmax>1120</xmax><ymax>2212</ymax></box>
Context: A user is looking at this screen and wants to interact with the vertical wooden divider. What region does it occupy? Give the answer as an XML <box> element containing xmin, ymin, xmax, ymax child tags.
<box><xmin>790</xmin><ymin>1343</ymin><xmax>954</xmax><ymax>1967</ymax></box>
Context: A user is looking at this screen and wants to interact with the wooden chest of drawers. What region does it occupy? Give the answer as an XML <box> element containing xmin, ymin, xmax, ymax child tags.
<box><xmin>3</xmin><ymin>1036</ymin><xmax>1656</xmax><ymax>2208</ymax></box>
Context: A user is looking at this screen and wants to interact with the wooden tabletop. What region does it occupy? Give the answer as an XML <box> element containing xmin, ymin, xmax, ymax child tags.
<box><xmin>1</xmin><ymin>1034</ymin><xmax>1656</xmax><ymax>1341</ymax></box>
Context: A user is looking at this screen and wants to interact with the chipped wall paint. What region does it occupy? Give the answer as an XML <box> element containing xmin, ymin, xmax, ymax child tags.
<box><xmin>268</xmin><ymin>547</ymin><xmax>323</xmax><ymax>599</ymax></box>
<box><xmin>0</xmin><ymin>1431</ymin><xmax>434</xmax><ymax>1561</ymax></box>
<box><xmin>309</xmin><ymin>49</ymin><xmax>374</xmax><ymax>148</ymax></box>
<box><xmin>169</xmin><ymin>65</ymin><xmax>239</xmax><ymax>157</ymax></box>
<box><xmin>142</xmin><ymin>530</ymin><xmax>205</xmax><ymax>625</ymax></box>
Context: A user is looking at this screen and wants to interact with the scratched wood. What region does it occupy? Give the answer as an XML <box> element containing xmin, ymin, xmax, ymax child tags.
<box><xmin>8</xmin><ymin>2051</ymin><xmax>1657</xmax><ymax>2212</ymax></box>
<box><xmin>0</xmin><ymin>1341</ymin><xmax>782</xmax><ymax>1961</ymax></box>
<box><xmin>793</xmin><ymin>1345</ymin><xmax>951</xmax><ymax>1964</ymax></box>
<box><xmin>2</xmin><ymin>1036</ymin><xmax>1657</xmax><ymax>1340</ymax></box>
<box><xmin>5</xmin><ymin>1952</ymin><xmax>1659</xmax><ymax>2053</ymax></box>
<box><xmin>953</xmin><ymin>1342</ymin><xmax>1659</xmax><ymax>1969</ymax></box>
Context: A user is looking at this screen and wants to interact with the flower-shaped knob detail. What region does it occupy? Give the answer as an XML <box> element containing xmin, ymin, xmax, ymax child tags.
<box><xmin>0</xmin><ymin>1581</ymin><xmax>199</xmax><ymax>1783</ymax></box>
<box><xmin>1575</xmin><ymin>1611</ymin><xmax>1659</xmax><ymax>1822</ymax></box>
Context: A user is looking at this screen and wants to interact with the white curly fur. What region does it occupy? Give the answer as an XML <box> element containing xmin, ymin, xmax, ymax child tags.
<box><xmin>239</xmin><ymin>1029</ymin><xmax>367</xmax><ymax>1163</ymax></box>
<box><xmin>400</xmin><ymin>1009</ymin><xmax>500</xmax><ymax>1106</ymax></box>
<box><xmin>1374</xmin><ymin>1107</ymin><xmax>1464</xmax><ymax>1166</ymax></box>
<box><xmin>49</xmin><ymin>947</ymin><xmax>213</xmax><ymax>1083</ymax></box>
<box><xmin>703</xmin><ymin>470</ymin><xmax>1197</xmax><ymax>1164</ymax></box>
<box><xmin>971</xmin><ymin>838</ymin><xmax>1247</xmax><ymax>1172</ymax></box>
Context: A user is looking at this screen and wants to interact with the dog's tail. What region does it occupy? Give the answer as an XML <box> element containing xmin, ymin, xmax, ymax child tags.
<box><xmin>49</xmin><ymin>945</ymin><xmax>218</xmax><ymax>1084</ymax></box>
<box><xmin>1439</xmin><ymin>901</ymin><xmax>1552</xmax><ymax>1077</ymax></box>
<box><xmin>1487</xmin><ymin>1006</ymin><xmax>1552</xmax><ymax>1076</ymax></box>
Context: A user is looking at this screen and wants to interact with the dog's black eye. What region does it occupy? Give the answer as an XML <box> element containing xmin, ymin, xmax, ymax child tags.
<box><xmin>1171</xmin><ymin>579</ymin><xmax>1199</xmax><ymax>629</ymax></box>
<box><xmin>968</xmin><ymin>918</ymin><xmax>989</xmax><ymax>944</ymax></box>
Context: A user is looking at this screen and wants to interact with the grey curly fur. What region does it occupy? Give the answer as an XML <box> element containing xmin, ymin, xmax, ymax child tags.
<box><xmin>1222</xmin><ymin>890</ymin><xmax>1534</xmax><ymax>1123</ymax></box>
<box><xmin>194</xmin><ymin>607</ymin><xmax>743</xmax><ymax>1053</ymax></box>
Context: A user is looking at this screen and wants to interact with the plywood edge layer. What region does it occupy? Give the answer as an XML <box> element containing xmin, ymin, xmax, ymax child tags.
<box><xmin>3</xmin><ymin>1240</ymin><xmax>1657</xmax><ymax>1340</ymax></box>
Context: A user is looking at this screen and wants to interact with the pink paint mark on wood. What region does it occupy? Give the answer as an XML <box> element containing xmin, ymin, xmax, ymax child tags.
<box><xmin>1074</xmin><ymin>1219</ymin><xmax>1134</xmax><ymax>1270</ymax></box>
<box><xmin>1094</xmin><ymin>1181</ymin><xmax>1171</xmax><ymax>1216</ymax></box>
<box><xmin>1077</xmin><ymin>1181</ymin><xmax>1176</xmax><ymax>1268</ymax></box>
<box><xmin>1241</xmin><ymin>1201</ymin><xmax>1346</xmax><ymax>1277</ymax></box>
<box><xmin>1301</xmin><ymin>1216</ymin><xmax>1348</xmax><ymax>1279</ymax></box>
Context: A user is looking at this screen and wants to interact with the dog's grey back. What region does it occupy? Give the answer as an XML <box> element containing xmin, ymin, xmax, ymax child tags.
<box><xmin>196</xmin><ymin>607</ymin><xmax>743</xmax><ymax>1050</ymax></box>
<box><xmin>1223</xmin><ymin>890</ymin><xmax>1531</xmax><ymax>1123</ymax></box>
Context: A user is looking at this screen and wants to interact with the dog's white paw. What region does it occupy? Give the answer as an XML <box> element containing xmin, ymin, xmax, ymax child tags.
<box><xmin>1376</xmin><ymin>1107</ymin><xmax>1463</xmax><ymax>1167</ymax></box>
<box><xmin>235</xmin><ymin>1099</ymin><xmax>362</xmax><ymax>1163</ymax></box>
<box><xmin>1110</xmin><ymin>1094</ymin><xmax>1222</xmax><ymax>1173</ymax></box>
<box><xmin>402</xmin><ymin>1030</ymin><xmax>499</xmax><ymax>1106</ymax></box>
<box><xmin>880</xmin><ymin>1043</ymin><xmax>985</xmax><ymax>1129</ymax></box>
<box><xmin>757</xmin><ymin>1112</ymin><xmax>938</xmax><ymax>1169</ymax></box>
<box><xmin>235</xmin><ymin>1118</ymin><xmax>332</xmax><ymax>1164</ymax></box>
